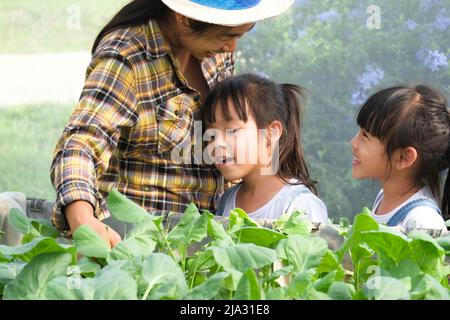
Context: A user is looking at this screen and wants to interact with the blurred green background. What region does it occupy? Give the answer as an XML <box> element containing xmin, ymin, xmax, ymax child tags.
<box><xmin>1</xmin><ymin>0</ymin><xmax>449</xmax><ymax>220</ymax></box>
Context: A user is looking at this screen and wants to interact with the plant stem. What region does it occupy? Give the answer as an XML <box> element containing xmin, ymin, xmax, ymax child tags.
<box><xmin>156</xmin><ymin>223</ymin><xmax>177</xmax><ymax>262</ymax></box>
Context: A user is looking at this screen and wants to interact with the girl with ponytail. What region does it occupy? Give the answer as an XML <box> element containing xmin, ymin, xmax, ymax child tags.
<box><xmin>202</xmin><ymin>73</ymin><xmax>328</xmax><ymax>223</ymax></box>
<box><xmin>351</xmin><ymin>85</ymin><xmax>450</xmax><ymax>232</ymax></box>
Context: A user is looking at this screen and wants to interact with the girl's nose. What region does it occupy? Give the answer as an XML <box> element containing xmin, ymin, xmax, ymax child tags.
<box><xmin>350</xmin><ymin>132</ymin><xmax>359</xmax><ymax>147</ymax></box>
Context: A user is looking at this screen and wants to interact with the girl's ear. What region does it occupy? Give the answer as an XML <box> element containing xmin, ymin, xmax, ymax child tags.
<box><xmin>267</xmin><ymin>120</ymin><xmax>283</xmax><ymax>144</ymax></box>
<box><xmin>396</xmin><ymin>147</ymin><xmax>418</xmax><ymax>170</ymax></box>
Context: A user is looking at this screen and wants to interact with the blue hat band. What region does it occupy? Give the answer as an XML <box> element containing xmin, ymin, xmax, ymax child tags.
<box><xmin>190</xmin><ymin>0</ymin><xmax>261</xmax><ymax>10</ymax></box>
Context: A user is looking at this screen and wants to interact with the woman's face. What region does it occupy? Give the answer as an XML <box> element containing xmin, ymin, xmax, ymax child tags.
<box><xmin>179</xmin><ymin>23</ymin><xmax>255</xmax><ymax>60</ymax></box>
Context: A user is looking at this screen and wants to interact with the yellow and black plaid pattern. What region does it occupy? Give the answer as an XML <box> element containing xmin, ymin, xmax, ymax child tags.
<box><xmin>51</xmin><ymin>20</ymin><xmax>234</xmax><ymax>231</ymax></box>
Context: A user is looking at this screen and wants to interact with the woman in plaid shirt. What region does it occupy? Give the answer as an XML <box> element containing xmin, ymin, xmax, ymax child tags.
<box><xmin>50</xmin><ymin>0</ymin><xmax>295</xmax><ymax>247</ymax></box>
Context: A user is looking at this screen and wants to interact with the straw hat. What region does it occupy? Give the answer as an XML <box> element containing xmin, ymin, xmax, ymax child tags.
<box><xmin>161</xmin><ymin>0</ymin><xmax>296</xmax><ymax>26</ymax></box>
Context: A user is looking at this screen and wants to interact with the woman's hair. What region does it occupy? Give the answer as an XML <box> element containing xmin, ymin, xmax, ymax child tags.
<box><xmin>202</xmin><ymin>73</ymin><xmax>317</xmax><ymax>194</ymax></box>
<box><xmin>356</xmin><ymin>85</ymin><xmax>450</xmax><ymax>218</ymax></box>
<box><xmin>92</xmin><ymin>0</ymin><xmax>229</xmax><ymax>54</ymax></box>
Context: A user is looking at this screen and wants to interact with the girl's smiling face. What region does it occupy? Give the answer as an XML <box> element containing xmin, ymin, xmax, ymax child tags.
<box><xmin>205</xmin><ymin>101</ymin><xmax>267</xmax><ymax>182</ymax></box>
<box><xmin>350</xmin><ymin>128</ymin><xmax>391</xmax><ymax>180</ymax></box>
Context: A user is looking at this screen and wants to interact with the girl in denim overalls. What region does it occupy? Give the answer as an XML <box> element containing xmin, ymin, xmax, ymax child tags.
<box><xmin>351</xmin><ymin>85</ymin><xmax>450</xmax><ymax>233</ymax></box>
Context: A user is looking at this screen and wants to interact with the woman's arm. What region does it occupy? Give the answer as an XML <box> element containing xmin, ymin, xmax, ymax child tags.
<box><xmin>51</xmin><ymin>54</ymin><xmax>139</xmax><ymax>245</ymax></box>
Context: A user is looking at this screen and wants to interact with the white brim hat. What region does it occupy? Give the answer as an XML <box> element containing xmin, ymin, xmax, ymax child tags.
<box><xmin>161</xmin><ymin>0</ymin><xmax>296</xmax><ymax>26</ymax></box>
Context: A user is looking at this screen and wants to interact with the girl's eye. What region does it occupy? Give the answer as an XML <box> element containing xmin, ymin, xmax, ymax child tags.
<box><xmin>229</xmin><ymin>128</ymin><xmax>241</xmax><ymax>134</ymax></box>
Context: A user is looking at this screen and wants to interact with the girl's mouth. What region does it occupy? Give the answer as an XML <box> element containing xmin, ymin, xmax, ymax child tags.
<box><xmin>352</xmin><ymin>157</ymin><xmax>361</xmax><ymax>166</ymax></box>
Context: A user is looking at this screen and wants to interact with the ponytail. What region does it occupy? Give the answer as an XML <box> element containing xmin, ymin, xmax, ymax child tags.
<box><xmin>279</xmin><ymin>84</ymin><xmax>317</xmax><ymax>194</ymax></box>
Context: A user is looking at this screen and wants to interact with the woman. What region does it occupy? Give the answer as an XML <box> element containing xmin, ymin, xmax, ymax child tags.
<box><xmin>50</xmin><ymin>0</ymin><xmax>295</xmax><ymax>247</ymax></box>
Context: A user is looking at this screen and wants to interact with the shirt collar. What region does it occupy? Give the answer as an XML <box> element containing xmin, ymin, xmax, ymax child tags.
<box><xmin>144</xmin><ymin>20</ymin><xmax>172</xmax><ymax>59</ymax></box>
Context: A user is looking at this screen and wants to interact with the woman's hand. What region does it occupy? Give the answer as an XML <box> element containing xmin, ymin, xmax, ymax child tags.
<box><xmin>64</xmin><ymin>200</ymin><xmax>122</xmax><ymax>248</ymax></box>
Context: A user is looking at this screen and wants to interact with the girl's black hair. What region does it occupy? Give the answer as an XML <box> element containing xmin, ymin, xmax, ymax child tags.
<box><xmin>356</xmin><ymin>85</ymin><xmax>450</xmax><ymax>219</ymax></box>
<box><xmin>91</xmin><ymin>0</ymin><xmax>230</xmax><ymax>54</ymax></box>
<box><xmin>202</xmin><ymin>73</ymin><xmax>317</xmax><ymax>194</ymax></box>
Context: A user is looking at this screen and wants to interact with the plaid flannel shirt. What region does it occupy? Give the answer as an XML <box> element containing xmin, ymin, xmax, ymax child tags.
<box><xmin>50</xmin><ymin>20</ymin><xmax>234</xmax><ymax>231</ymax></box>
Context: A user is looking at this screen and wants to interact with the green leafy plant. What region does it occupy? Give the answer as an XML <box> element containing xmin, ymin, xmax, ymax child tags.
<box><xmin>0</xmin><ymin>190</ymin><xmax>448</xmax><ymax>300</ymax></box>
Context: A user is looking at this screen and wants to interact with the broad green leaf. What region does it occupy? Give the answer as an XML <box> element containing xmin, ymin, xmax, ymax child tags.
<box><xmin>72</xmin><ymin>225</ymin><xmax>111</xmax><ymax>259</ymax></box>
<box><xmin>43</xmin><ymin>269</ymin><xmax>138</xmax><ymax>300</ymax></box>
<box><xmin>266</xmin><ymin>287</ymin><xmax>289</xmax><ymax>300</ymax></box>
<box><xmin>314</xmin><ymin>270</ymin><xmax>340</xmax><ymax>293</ymax></box>
<box><xmin>102</xmin><ymin>257</ymin><xmax>147</xmax><ymax>295</ymax></box>
<box><xmin>408</xmin><ymin>230</ymin><xmax>445</xmax><ymax>279</ymax></box>
<box><xmin>30</xmin><ymin>219</ymin><xmax>60</xmax><ymax>238</ymax></box>
<box><xmin>222</xmin><ymin>268</ymin><xmax>243</xmax><ymax>291</ymax></box>
<box><xmin>107</xmin><ymin>220</ymin><xmax>158</xmax><ymax>262</ymax></box>
<box><xmin>350</xmin><ymin>243</ymin><xmax>373</xmax><ymax>265</ymax></box>
<box><xmin>188</xmin><ymin>249</ymin><xmax>215</xmax><ymax>272</ymax></box>
<box><xmin>410</xmin><ymin>274</ymin><xmax>450</xmax><ymax>300</ymax></box>
<box><xmin>276</xmin><ymin>235</ymin><xmax>328</xmax><ymax>275</ymax></box>
<box><xmin>168</xmin><ymin>206</ymin><xmax>211</xmax><ymax>247</ymax></box>
<box><xmin>263</xmin><ymin>265</ymin><xmax>293</xmax><ymax>285</ymax></box>
<box><xmin>380</xmin><ymin>259</ymin><xmax>422</xmax><ymax>281</ymax></box>
<box><xmin>42</xmin><ymin>276</ymin><xmax>94</xmax><ymax>300</ymax></box>
<box><xmin>3</xmin><ymin>252</ymin><xmax>73</xmax><ymax>300</ymax></box>
<box><xmin>228</xmin><ymin>208</ymin><xmax>259</xmax><ymax>234</ymax></box>
<box><xmin>316</xmin><ymin>251</ymin><xmax>343</xmax><ymax>275</ymax></box>
<box><xmin>0</xmin><ymin>262</ymin><xmax>26</xmax><ymax>283</ymax></box>
<box><xmin>208</xmin><ymin>218</ymin><xmax>234</xmax><ymax>246</ymax></box>
<box><xmin>275</xmin><ymin>210</ymin><xmax>313</xmax><ymax>236</ymax></box>
<box><xmin>93</xmin><ymin>268</ymin><xmax>138</xmax><ymax>300</ymax></box>
<box><xmin>233</xmin><ymin>227</ymin><xmax>287</xmax><ymax>247</ymax></box>
<box><xmin>78</xmin><ymin>257</ymin><xmax>101</xmax><ymax>276</ymax></box>
<box><xmin>287</xmin><ymin>269</ymin><xmax>316</xmax><ymax>299</ymax></box>
<box><xmin>107</xmin><ymin>236</ymin><xmax>156</xmax><ymax>262</ymax></box>
<box><xmin>8</xmin><ymin>208</ymin><xmax>32</xmax><ymax>235</ymax></box>
<box><xmin>335</xmin><ymin>212</ymin><xmax>379</xmax><ymax>260</ymax></box>
<box><xmin>0</xmin><ymin>237</ymin><xmax>76</xmax><ymax>263</ymax></box>
<box><xmin>359</xmin><ymin>229</ymin><xmax>411</xmax><ymax>265</ymax></box>
<box><xmin>141</xmin><ymin>253</ymin><xmax>188</xmax><ymax>300</ymax></box>
<box><xmin>233</xmin><ymin>269</ymin><xmax>261</xmax><ymax>300</ymax></box>
<box><xmin>364</xmin><ymin>276</ymin><xmax>411</xmax><ymax>300</ymax></box>
<box><xmin>327</xmin><ymin>282</ymin><xmax>356</xmax><ymax>300</ymax></box>
<box><xmin>212</xmin><ymin>243</ymin><xmax>277</xmax><ymax>272</ymax></box>
<box><xmin>107</xmin><ymin>189</ymin><xmax>150</xmax><ymax>223</ymax></box>
<box><xmin>185</xmin><ymin>272</ymin><xmax>229</xmax><ymax>300</ymax></box>
<box><xmin>437</xmin><ymin>235</ymin><xmax>450</xmax><ymax>253</ymax></box>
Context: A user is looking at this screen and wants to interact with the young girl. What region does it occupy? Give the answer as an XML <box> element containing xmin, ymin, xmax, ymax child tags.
<box><xmin>201</xmin><ymin>73</ymin><xmax>328</xmax><ymax>224</ymax></box>
<box><xmin>351</xmin><ymin>85</ymin><xmax>450</xmax><ymax>232</ymax></box>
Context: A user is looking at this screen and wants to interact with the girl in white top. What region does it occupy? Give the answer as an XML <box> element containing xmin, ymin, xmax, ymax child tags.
<box><xmin>202</xmin><ymin>73</ymin><xmax>328</xmax><ymax>224</ymax></box>
<box><xmin>351</xmin><ymin>85</ymin><xmax>450</xmax><ymax>232</ymax></box>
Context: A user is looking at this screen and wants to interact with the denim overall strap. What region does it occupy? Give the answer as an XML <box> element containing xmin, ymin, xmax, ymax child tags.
<box><xmin>283</xmin><ymin>185</ymin><xmax>313</xmax><ymax>214</ymax></box>
<box><xmin>386</xmin><ymin>198</ymin><xmax>442</xmax><ymax>227</ymax></box>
